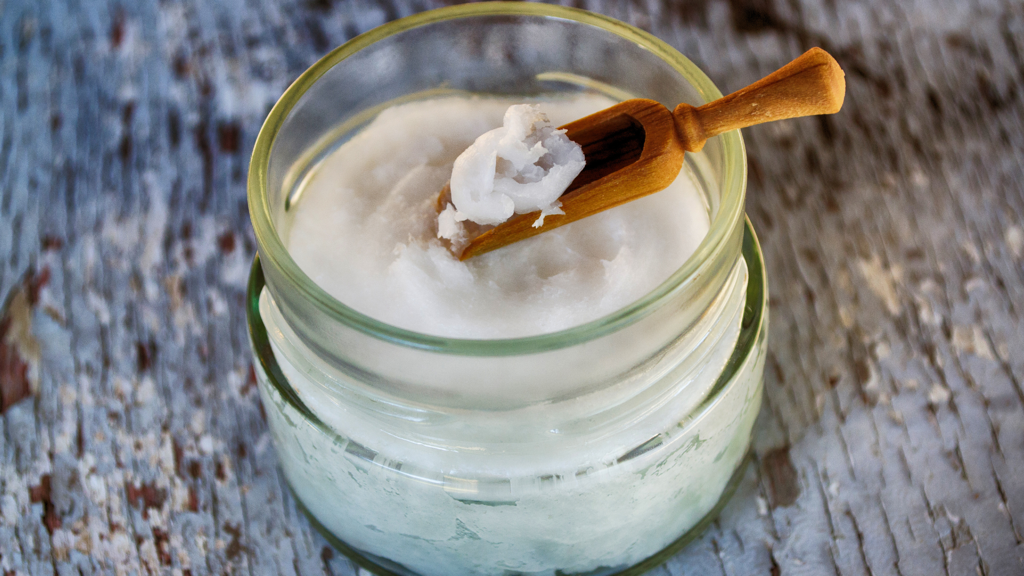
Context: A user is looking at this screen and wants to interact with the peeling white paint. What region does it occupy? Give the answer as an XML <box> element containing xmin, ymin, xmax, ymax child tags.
<box><xmin>1006</xmin><ymin>225</ymin><xmax>1023</xmax><ymax>259</ymax></box>
<box><xmin>857</xmin><ymin>254</ymin><xmax>902</xmax><ymax>315</ymax></box>
<box><xmin>952</xmin><ymin>324</ymin><xmax>995</xmax><ymax>361</ymax></box>
<box><xmin>928</xmin><ymin>383</ymin><xmax>951</xmax><ymax>406</ymax></box>
<box><xmin>85</xmin><ymin>291</ymin><xmax>111</xmax><ymax>325</ymax></box>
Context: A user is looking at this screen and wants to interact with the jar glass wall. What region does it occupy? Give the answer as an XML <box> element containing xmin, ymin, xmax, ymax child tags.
<box><xmin>247</xmin><ymin>3</ymin><xmax>768</xmax><ymax>575</ymax></box>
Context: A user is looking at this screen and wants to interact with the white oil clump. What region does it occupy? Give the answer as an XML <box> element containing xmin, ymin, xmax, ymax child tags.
<box><xmin>439</xmin><ymin>104</ymin><xmax>585</xmax><ymax>241</ymax></box>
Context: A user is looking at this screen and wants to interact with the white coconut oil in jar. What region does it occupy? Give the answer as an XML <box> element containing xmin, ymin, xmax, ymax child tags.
<box><xmin>247</xmin><ymin>4</ymin><xmax>768</xmax><ymax>575</ymax></box>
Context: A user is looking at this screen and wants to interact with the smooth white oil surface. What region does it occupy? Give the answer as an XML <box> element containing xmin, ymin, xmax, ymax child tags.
<box><xmin>285</xmin><ymin>95</ymin><xmax>710</xmax><ymax>338</ymax></box>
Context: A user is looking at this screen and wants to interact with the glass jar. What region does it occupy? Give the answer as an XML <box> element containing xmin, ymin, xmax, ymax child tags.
<box><xmin>247</xmin><ymin>3</ymin><xmax>768</xmax><ymax>576</ymax></box>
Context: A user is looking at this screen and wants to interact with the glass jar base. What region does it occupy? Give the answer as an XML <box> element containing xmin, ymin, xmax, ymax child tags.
<box><xmin>290</xmin><ymin>451</ymin><xmax>752</xmax><ymax>576</ymax></box>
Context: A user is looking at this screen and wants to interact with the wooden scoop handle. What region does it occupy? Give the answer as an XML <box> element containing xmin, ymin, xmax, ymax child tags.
<box><xmin>674</xmin><ymin>47</ymin><xmax>845</xmax><ymax>153</ymax></box>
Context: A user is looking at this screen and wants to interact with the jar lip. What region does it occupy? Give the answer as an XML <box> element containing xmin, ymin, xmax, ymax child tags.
<box><xmin>248</xmin><ymin>2</ymin><xmax>747</xmax><ymax>355</ymax></box>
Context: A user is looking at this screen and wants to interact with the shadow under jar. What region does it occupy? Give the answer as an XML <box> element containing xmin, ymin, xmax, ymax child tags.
<box><xmin>247</xmin><ymin>4</ymin><xmax>768</xmax><ymax>575</ymax></box>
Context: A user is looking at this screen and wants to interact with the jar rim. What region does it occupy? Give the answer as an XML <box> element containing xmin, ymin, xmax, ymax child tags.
<box><xmin>247</xmin><ymin>2</ymin><xmax>748</xmax><ymax>355</ymax></box>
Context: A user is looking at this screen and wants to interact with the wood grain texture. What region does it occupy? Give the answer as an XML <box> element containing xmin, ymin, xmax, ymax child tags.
<box><xmin>674</xmin><ymin>47</ymin><xmax>845</xmax><ymax>152</ymax></box>
<box><xmin>1</xmin><ymin>0</ymin><xmax>1023</xmax><ymax>575</ymax></box>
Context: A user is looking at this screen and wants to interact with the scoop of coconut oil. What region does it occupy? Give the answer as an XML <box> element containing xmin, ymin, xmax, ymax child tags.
<box><xmin>441</xmin><ymin>103</ymin><xmax>584</xmax><ymax>228</ymax></box>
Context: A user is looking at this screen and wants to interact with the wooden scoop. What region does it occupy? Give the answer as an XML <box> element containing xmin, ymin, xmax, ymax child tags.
<box><xmin>444</xmin><ymin>47</ymin><xmax>846</xmax><ymax>260</ymax></box>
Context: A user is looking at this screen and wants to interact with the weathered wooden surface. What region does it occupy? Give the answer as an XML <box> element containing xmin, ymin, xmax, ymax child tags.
<box><xmin>1</xmin><ymin>0</ymin><xmax>1023</xmax><ymax>574</ymax></box>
